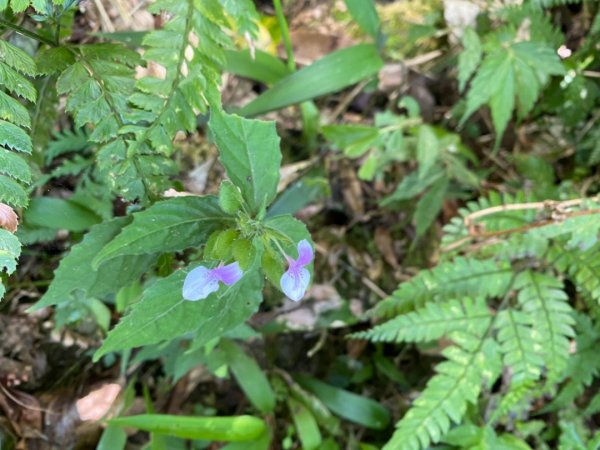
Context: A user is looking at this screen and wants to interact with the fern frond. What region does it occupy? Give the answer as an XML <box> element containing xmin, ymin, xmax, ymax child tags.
<box><xmin>515</xmin><ymin>271</ymin><xmax>575</xmax><ymax>383</ymax></box>
<box><xmin>487</xmin><ymin>379</ymin><xmax>538</xmax><ymax>426</ymax></box>
<box><xmin>442</xmin><ymin>191</ymin><xmax>533</xmax><ymax>250</ymax></box>
<box><xmin>495</xmin><ymin>309</ymin><xmax>544</xmax><ymax>383</ymax></box>
<box><xmin>373</xmin><ymin>257</ymin><xmax>512</xmax><ymax>318</ymax></box>
<box><xmin>530</xmin><ymin>0</ymin><xmax>582</xmax><ymax>7</ymax></box>
<box><xmin>548</xmin><ymin>314</ymin><xmax>600</xmax><ymax>410</ymax></box>
<box><xmin>549</xmin><ymin>241</ymin><xmax>600</xmax><ymax>304</ymax></box>
<box><xmin>44</xmin><ymin>128</ymin><xmax>89</xmax><ymax>164</ymax></box>
<box><xmin>0</xmin><ymin>228</ymin><xmax>21</xmax><ymax>300</ymax></box>
<box><xmin>355</xmin><ymin>297</ymin><xmax>491</xmax><ymax>343</ymax></box>
<box><xmin>383</xmin><ymin>335</ymin><xmax>496</xmax><ymax>450</ymax></box>
<box><xmin>0</xmin><ymin>41</ymin><xmax>35</xmax><ymax>208</ymax></box>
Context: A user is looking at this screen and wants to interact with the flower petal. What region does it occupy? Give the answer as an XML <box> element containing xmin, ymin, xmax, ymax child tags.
<box><xmin>296</xmin><ymin>239</ymin><xmax>313</xmax><ymax>266</ymax></box>
<box><xmin>212</xmin><ymin>262</ymin><xmax>244</xmax><ymax>286</ymax></box>
<box><xmin>182</xmin><ymin>266</ymin><xmax>220</xmax><ymax>301</ymax></box>
<box><xmin>280</xmin><ymin>267</ymin><xmax>310</xmax><ymax>302</ymax></box>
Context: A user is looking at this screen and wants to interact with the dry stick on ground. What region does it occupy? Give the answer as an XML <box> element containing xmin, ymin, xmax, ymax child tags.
<box><xmin>442</xmin><ymin>197</ymin><xmax>600</xmax><ymax>252</ymax></box>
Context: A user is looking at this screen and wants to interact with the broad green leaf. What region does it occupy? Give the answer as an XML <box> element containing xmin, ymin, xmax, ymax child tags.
<box><xmin>25</xmin><ymin>197</ymin><xmax>101</xmax><ymax>231</ymax></box>
<box><xmin>344</xmin><ymin>0</ymin><xmax>381</xmax><ymax>40</ymax></box>
<box><xmin>295</xmin><ymin>375</ymin><xmax>390</xmax><ymax>430</ymax></box>
<box><xmin>238</xmin><ymin>44</ymin><xmax>384</xmax><ymax>117</ymax></box>
<box><xmin>417</xmin><ymin>125</ymin><xmax>439</xmax><ymax>178</ymax></box>
<box><xmin>225</xmin><ymin>49</ymin><xmax>290</xmax><ymax>85</ymax></box>
<box><xmin>219</xmin><ymin>180</ymin><xmax>244</xmax><ymax>215</ymax></box>
<box><xmin>489</xmin><ymin>57</ymin><xmax>515</xmax><ymax>147</ymax></box>
<box><xmin>93</xmin><ymin>196</ymin><xmax>229</xmax><ymax>268</ymax></box>
<box><xmin>28</xmin><ymin>217</ymin><xmax>155</xmax><ymax>311</ymax></box>
<box><xmin>108</xmin><ymin>414</ymin><xmax>266</xmax><ymax>442</ymax></box>
<box><xmin>94</xmin><ymin>263</ymin><xmax>263</xmax><ymax>360</ymax></box>
<box><xmin>321</xmin><ymin>124</ymin><xmax>379</xmax><ymax>158</ymax></box>
<box><xmin>288</xmin><ymin>397</ymin><xmax>322</xmax><ymax>450</ymax></box>
<box><xmin>414</xmin><ymin>175</ymin><xmax>449</xmax><ymax>237</ymax></box>
<box><xmin>96</xmin><ymin>425</ymin><xmax>127</xmax><ymax>450</ymax></box>
<box><xmin>209</xmin><ymin>111</ymin><xmax>281</xmax><ymax>214</ymax></box>
<box><xmin>267</xmin><ymin>176</ymin><xmax>329</xmax><ymax>217</ymax></box>
<box><xmin>220</xmin><ymin>339</ymin><xmax>276</xmax><ymax>414</ymax></box>
<box><xmin>0</xmin><ymin>41</ymin><xmax>36</xmax><ymax>75</ymax></box>
<box><xmin>458</xmin><ymin>28</ymin><xmax>482</xmax><ymax>92</ymax></box>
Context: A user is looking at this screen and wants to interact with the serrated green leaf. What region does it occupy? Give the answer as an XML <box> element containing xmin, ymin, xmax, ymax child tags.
<box><xmin>0</xmin><ymin>41</ymin><xmax>36</xmax><ymax>75</ymax></box>
<box><xmin>108</xmin><ymin>414</ymin><xmax>266</xmax><ymax>442</ymax></box>
<box><xmin>238</xmin><ymin>44</ymin><xmax>384</xmax><ymax>117</ymax></box>
<box><xmin>417</xmin><ymin>125</ymin><xmax>439</xmax><ymax>178</ymax></box>
<box><xmin>458</xmin><ymin>28</ymin><xmax>482</xmax><ymax>92</ymax></box>
<box><xmin>209</xmin><ymin>111</ymin><xmax>281</xmax><ymax>214</ymax></box>
<box><xmin>220</xmin><ymin>339</ymin><xmax>276</xmax><ymax>414</ymax></box>
<box><xmin>0</xmin><ymin>228</ymin><xmax>21</xmax><ymax>276</ymax></box>
<box><xmin>489</xmin><ymin>58</ymin><xmax>515</xmax><ymax>147</ymax></box>
<box><xmin>321</xmin><ymin>124</ymin><xmax>379</xmax><ymax>158</ymax></box>
<box><xmin>93</xmin><ymin>196</ymin><xmax>230</xmax><ymax>268</ymax></box>
<box><xmin>0</xmin><ymin>119</ymin><xmax>32</xmax><ymax>153</ymax></box>
<box><xmin>28</xmin><ymin>217</ymin><xmax>155</xmax><ymax>311</ymax></box>
<box><xmin>0</xmin><ymin>63</ymin><xmax>36</xmax><ymax>102</ymax></box>
<box><xmin>94</xmin><ymin>263</ymin><xmax>263</xmax><ymax>360</ymax></box>
<box><xmin>0</xmin><ymin>90</ymin><xmax>31</xmax><ymax>128</ymax></box>
<box><xmin>0</xmin><ymin>174</ymin><xmax>28</xmax><ymax>207</ymax></box>
<box><xmin>0</xmin><ymin>149</ymin><xmax>30</xmax><ymax>183</ymax></box>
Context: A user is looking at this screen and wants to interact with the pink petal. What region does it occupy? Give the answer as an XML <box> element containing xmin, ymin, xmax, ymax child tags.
<box><xmin>212</xmin><ymin>262</ymin><xmax>243</xmax><ymax>286</ymax></box>
<box><xmin>280</xmin><ymin>267</ymin><xmax>310</xmax><ymax>302</ymax></box>
<box><xmin>182</xmin><ymin>266</ymin><xmax>219</xmax><ymax>301</ymax></box>
<box><xmin>296</xmin><ymin>239</ymin><xmax>313</xmax><ymax>266</ymax></box>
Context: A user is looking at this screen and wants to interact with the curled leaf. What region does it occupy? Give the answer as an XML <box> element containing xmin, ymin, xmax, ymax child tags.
<box><xmin>0</xmin><ymin>203</ymin><xmax>18</xmax><ymax>233</ymax></box>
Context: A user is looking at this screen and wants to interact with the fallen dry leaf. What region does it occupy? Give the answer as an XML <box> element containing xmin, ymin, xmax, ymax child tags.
<box><xmin>76</xmin><ymin>383</ymin><xmax>121</xmax><ymax>422</ymax></box>
<box><xmin>0</xmin><ymin>203</ymin><xmax>18</xmax><ymax>233</ymax></box>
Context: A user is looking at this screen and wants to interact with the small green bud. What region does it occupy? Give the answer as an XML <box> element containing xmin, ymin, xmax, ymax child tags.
<box><xmin>219</xmin><ymin>180</ymin><xmax>243</xmax><ymax>215</ymax></box>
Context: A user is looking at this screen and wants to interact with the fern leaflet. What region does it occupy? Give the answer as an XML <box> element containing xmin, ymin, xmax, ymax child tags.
<box><xmin>515</xmin><ymin>271</ymin><xmax>575</xmax><ymax>383</ymax></box>
<box><xmin>373</xmin><ymin>257</ymin><xmax>512</xmax><ymax>318</ymax></box>
<box><xmin>355</xmin><ymin>297</ymin><xmax>491</xmax><ymax>343</ymax></box>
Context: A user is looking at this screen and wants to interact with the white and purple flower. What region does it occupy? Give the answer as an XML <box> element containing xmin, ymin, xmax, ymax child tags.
<box><xmin>280</xmin><ymin>239</ymin><xmax>314</xmax><ymax>302</ymax></box>
<box><xmin>182</xmin><ymin>262</ymin><xmax>243</xmax><ymax>301</ymax></box>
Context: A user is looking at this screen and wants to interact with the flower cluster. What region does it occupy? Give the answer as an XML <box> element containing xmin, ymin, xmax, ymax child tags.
<box><xmin>182</xmin><ymin>239</ymin><xmax>313</xmax><ymax>302</ymax></box>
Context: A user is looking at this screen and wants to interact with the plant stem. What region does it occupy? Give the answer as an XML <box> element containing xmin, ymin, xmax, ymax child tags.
<box><xmin>0</xmin><ymin>18</ymin><xmax>56</xmax><ymax>47</ymax></box>
<box><xmin>273</xmin><ymin>0</ymin><xmax>296</xmax><ymax>71</ymax></box>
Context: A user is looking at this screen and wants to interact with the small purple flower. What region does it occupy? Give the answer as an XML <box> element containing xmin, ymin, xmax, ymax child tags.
<box><xmin>183</xmin><ymin>262</ymin><xmax>243</xmax><ymax>301</ymax></box>
<box><xmin>280</xmin><ymin>239</ymin><xmax>313</xmax><ymax>302</ymax></box>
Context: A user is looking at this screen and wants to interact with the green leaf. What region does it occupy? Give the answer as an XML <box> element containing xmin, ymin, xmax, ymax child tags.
<box><xmin>288</xmin><ymin>397</ymin><xmax>322</xmax><ymax>450</ymax></box>
<box><xmin>489</xmin><ymin>57</ymin><xmax>515</xmax><ymax>147</ymax></box>
<box><xmin>417</xmin><ymin>125</ymin><xmax>439</xmax><ymax>178</ymax></box>
<box><xmin>0</xmin><ymin>174</ymin><xmax>28</xmax><ymax>208</ymax></box>
<box><xmin>0</xmin><ymin>91</ymin><xmax>30</xmax><ymax>128</ymax></box>
<box><xmin>94</xmin><ymin>263</ymin><xmax>263</xmax><ymax>360</ymax></box>
<box><xmin>458</xmin><ymin>28</ymin><xmax>482</xmax><ymax>92</ymax></box>
<box><xmin>224</xmin><ymin>49</ymin><xmax>290</xmax><ymax>85</ymax></box>
<box><xmin>321</xmin><ymin>124</ymin><xmax>379</xmax><ymax>158</ymax></box>
<box><xmin>25</xmin><ymin>197</ymin><xmax>101</xmax><ymax>232</ymax></box>
<box><xmin>0</xmin><ymin>228</ymin><xmax>20</xmax><ymax>276</ymax></box>
<box><xmin>209</xmin><ymin>111</ymin><xmax>281</xmax><ymax>214</ymax></box>
<box><xmin>414</xmin><ymin>175</ymin><xmax>449</xmax><ymax>237</ymax></box>
<box><xmin>96</xmin><ymin>425</ymin><xmax>127</xmax><ymax>450</ymax></box>
<box><xmin>220</xmin><ymin>339</ymin><xmax>276</xmax><ymax>414</ymax></box>
<box><xmin>219</xmin><ymin>180</ymin><xmax>244</xmax><ymax>215</ymax></box>
<box><xmin>108</xmin><ymin>414</ymin><xmax>266</xmax><ymax>442</ymax></box>
<box><xmin>344</xmin><ymin>0</ymin><xmax>381</xmax><ymax>39</ymax></box>
<box><xmin>93</xmin><ymin>196</ymin><xmax>229</xmax><ymax>268</ymax></box>
<box><xmin>238</xmin><ymin>44</ymin><xmax>384</xmax><ymax>117</ymax></box>
<box><xmin>0</xmin><ymin>120</ymin><xmax>32</xmax><ymax>153</ymax></box>
<box><xmin>0</xmin><ymin>41</ymin><xmax>36</xmax><ymax>75</ymax></box>
<box><xmin>0</xmin><ymin>149</ymin><xmax>30</xmax><ymax>183</ymax></box>
<box><xmin>295</xmin><ymin>375</ymin><xmax>390</xmax><ymax>430</ymax></box>
<box><xmin>28</xmin><ymin>217</ymin><xmax>155</xmax><ymax>311</ymax></box>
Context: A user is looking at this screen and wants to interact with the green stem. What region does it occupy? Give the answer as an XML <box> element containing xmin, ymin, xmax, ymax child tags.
<box><xmin>0</xmin><ymin>18</ymin><xmax>56</xmax><ymax>47</ymax></box>
<box><xmin>273</xmin><ymin>0</ymin><xmax>296</xmax><ymax>71</ymax></box>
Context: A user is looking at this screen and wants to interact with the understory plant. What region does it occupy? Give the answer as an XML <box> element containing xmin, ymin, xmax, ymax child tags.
<box><xmin>0</xmin><ymin>0</ymin><xmax>600</xmax><ymax>449</ymax></box>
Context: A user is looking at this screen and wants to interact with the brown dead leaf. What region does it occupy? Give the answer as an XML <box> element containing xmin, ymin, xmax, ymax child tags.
<box><xmin>374</xmin><ymin>227</ymin><xmax>399</xmax><ymax>269</ymax></box>
<box><xmin>76</xmin><ymin>383</ymin><xmax>121</xmax><ymax>422</ymax></box>
<box><xmin>0</xmin><ymin>203</ymin><xmax>18</xmax><ymax>233</ymax></box>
